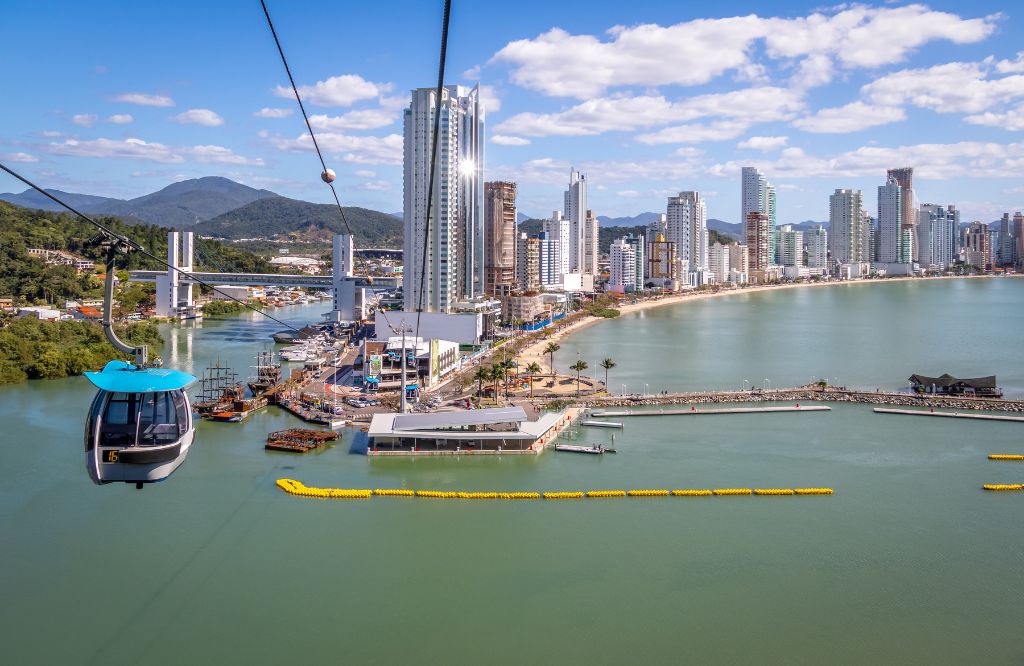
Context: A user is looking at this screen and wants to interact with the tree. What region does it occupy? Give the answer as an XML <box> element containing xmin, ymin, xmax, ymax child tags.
<box><xmin>599</xmin><ymin>358</ymin><xmax>616</xmax><ymax>389</ymax></box>
<box><xmin>473</xmin><ymin>366</ymin><xmax>491</xmax><ymax>397</ymax></box>
<box><xmin>489</xmin><ymin>363</ymin><xmax>507</xmax><ymax>404</ymax></box>
<box><xmin>526</xmin><ymin>362</ymin><xmax>542</xmax><ymax>398</ymax></box>
<box><xmin>544</xmin><ymin>342</ymin><xmax>561</xmax><ymax>377</ymax></box>
<box><xmin>570</xmin><ymin>359</ymin><xmax>588</xmax><ymax>396</ymax></box>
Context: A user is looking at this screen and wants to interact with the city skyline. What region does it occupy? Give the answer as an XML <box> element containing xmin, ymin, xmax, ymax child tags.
<box><xmin>2</xmin><ymin>1</ymin><xmax>1023</xmax><ymax>224</ymax></box>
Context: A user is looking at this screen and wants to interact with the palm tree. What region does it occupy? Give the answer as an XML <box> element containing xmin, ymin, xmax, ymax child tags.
<box><xmin>490</xmin><ymin>363</ymin><xmax>507</xmax><ymax>403</ymax></box>
<box><xmin>544</xmin><ymin>342</ymin><xmax>561</xmax><ymax>377</ymax></box>
<box><xmin>473</xmin><ymin>366</ymin><xmax>491</xmax><ymax>398</ymax></box>
<box><xmin>570</xmin><ymin>359</ymin><xmax>589</xmax><ymax>396</ymax></box>
<box><xmin>599</xmin><ymin>358</ymin><xmax>616</xmax><ymax>390</ymax></box>
<box><xmin>526</xmin><ymin>362</ymin><xmax>542</xmax><ymax>398</ymax></box>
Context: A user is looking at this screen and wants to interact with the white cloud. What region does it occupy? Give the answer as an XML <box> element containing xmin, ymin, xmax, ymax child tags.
<box><xmin>489</xmin><ymin>7</ymin><xmax>998</xmax><ymax>98</ymax></box>
<box><xmin>965</xmin><ymin>103</ymin><xmax>1024</xmax><ymax>131</ymax></box>
<box><xmin>270</xmin><ymin>132</ymin><xmax>403</xmax><ymax>165</ymax></box>
<box><xmin>253</xmin><ymin>107</ymin><xmax>293</xmax><ymax>119</ymax></box>
<box><xmin>491</xmin><ymin>154</ymin><xmax>705</xmax><ymax>186</ymax></box>
<box><xmin>862</xmin><ymin>60</ymin><xmax>1024</xmax><ymax>114</ymax></box>
<box><xmin>107</xmin><ymin>114</ymin><xmax>134</xmax><ymax>124</ymax></box>
<box><xmin>113</xmin><ymin>92</ymin><xmax>175</xmax><ymax>107</ymax></box>
<box><xmin>353</xmin><ymin>170</ymin><xmax>376</xmax><ymax>178</ymax></box>
<box><xmin>72</xmin><ymin>114</ymin><xmax>97</xmax><ymax>127</ymax></box>
<box><xmin>737</xmin><ymin>135</ymin><xmax>788</xmax><ymax>151</ymax></box>
<box><xmin>42</xmin><ymin>137</ymin><xmax>263</xmax><ymax>166</ymax></box>
<box><xmin>636</xmin><ymin>120</ymin><xmax>750</xmax><ymax>145</ymax></box>
<box><xmin>617</xmin><ymin>190</ymin><xmax>642</xmax><ymax>198</ymax></box>
<box><xmin>275</xmin><ymin>74</ymin><xmax>392</xmax><ymax>107</ymax></box>
<box><xmin>497</xmin><ymin>87</ymin><xmax>802</xmax><ymax>137</ymax></box>
<box><xmin>357</xmin><ymin>180</ymin><xmax>391</xmax><ymax>191</ymax></box>
<box><xmin>173</xmin><ymin>109</ymin><xmax>225</xmax><ymax>127</ymax></box>
<box><xmin>793</xmin><ymin>102</ymin><xmax>906</xmax><ymax>133</ymax></box>
<box><xmin>478</xmin><ymin>85</ymin><xmax>501</xmax><ymax>113</ymax></box>
<box><xmin>41</xmin><ymin>130</ymin><xmax>62</xmax><ymax>137</ymax></box>
<box><xmin>996</xmin><ymin>52</ymin><xmax>1024</xmax><ymax>74</ymax></box>
<box><xmin>492</xmin><ymin>135</ymin><xmax>530</xmax><ymax>146</ymax></box>
<box><xmin>2</xmin><ymin>152</ymin><xmax>38</xmax><ymax>163</ymax></box>
<box><xmin>308</xmin><ymin>107</ymin><xmax>397</xmax><ymax>131</ymax></box>
<box><xmin>708</xmin><ymin>141</ymin><xmax>1024</xmax><ymax>180</ymax></box>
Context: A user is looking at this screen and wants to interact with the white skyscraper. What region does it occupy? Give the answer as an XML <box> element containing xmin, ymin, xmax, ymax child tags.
<box><xmin>543</xmin><ymin>211</ymin><xmax>570</xmax><ymax>277</ymax></box>
<box><xmin>775</xmin><ymin>225</ymin><xmax>804</xmax><ymax>267</ymax></box>
<box><xmin>878</xmin><ymin>177</ymin><xmax>904</xmax><ymax>264</ymax></box>
<box><xmin>563</xmin><ymin>168</ymin><xmax>589</xmax><ymax>274</ymax></box>
<box><xmin>537</xmin><ymin>232</ymin><xmax>561</xmax><ymax>287</ymax></box>
<box><xmin>708</xmin><ymin>242</ymin><xmax>730</xmax><ymax>283</ymax></box>
<box><xmin>608</xmin><ymin>238</ymin><xmax>637</xmax><ymax>292</ymax></box>
<box><xmin>918</xmin><ymin>204</ymin><xmax>959</xmax><ymax>269</ymax></box>
<box><xmin>806</xmin><ymin>224</ymin><xmax>828</xmax><ymax>269</ymax></box>
<box><xmin>742</xmin><ymin>166</ymin><xmax>776</xmax><ymax>263</ymax></box>
<box><xmin>829</xmin><ymin>189</ymin><xmax>864</xmax><ymax>265</ymax></box>
<box><xmin>403</xmin><ymin>84</ymin><xmax>484</xmax><ymax>312</ymax></box>
<box><xmin>667</xmin><ymin>191</ymin><xmax>707</xmax><ymax>276</ymax></box>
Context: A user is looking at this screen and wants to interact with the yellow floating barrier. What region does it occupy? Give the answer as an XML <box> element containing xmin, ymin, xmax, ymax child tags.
<box><xmin>793</xmin><ymin>488</ymin><xmax>834</xmax><ymax>495</ymax></box>
<box><xmin>754</xmin><ymin>488</ymin><xmax>795</xmax><ymax>496</ymax></box>
<box><xmin>988</xmin><ymin>454</ymin><xmax>1024</xmax><ymax>461</ymax></box>
<box><xmin>671</xmin><ymin>489</ymin><xmax>713</xmax><ymax>496</ymax></box>
<box><xmin>982</xmin><ymin>484</ymin><xmax>1024</xmax><ymax>491</ymax></box>
<box><xmin>713</xmin><ymin>488</ymin><xmax>753</xmax><ymax>496</ymax></box>
<box><xmin>626</xmin><ymin>489</ymin><xmax>670</xmax><ymax>497</ymax></box>
<box><xmin>374</xmin><ymin>488</ymin><xmax>414</xmax><ymax>497</ymax></box>
<box><xmin>543</xmin><ymin>491</ymin><xmax>585</xmax><ymax>499</ymax></box>
<box><xmin>587</xmin><ymin>490</ymin><xmax>627</xmax><ymax>498</ymax></box>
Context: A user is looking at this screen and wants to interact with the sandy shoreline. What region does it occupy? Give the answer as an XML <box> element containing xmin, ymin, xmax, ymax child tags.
<box><xmin>519</xmin><ymin>274</ymin><xmax>1021</xmax><ymax>373</ymax></box>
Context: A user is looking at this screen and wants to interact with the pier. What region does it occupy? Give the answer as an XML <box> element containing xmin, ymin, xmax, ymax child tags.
<box><xmin>873</xmin><ymin>408</ymin><xmax>1024</xmax><ymax>422</ymax></box>
<box><xmin>588</xmin><ymin>405</ymin><xmax>831</xmax><ymax>417</ymax></box>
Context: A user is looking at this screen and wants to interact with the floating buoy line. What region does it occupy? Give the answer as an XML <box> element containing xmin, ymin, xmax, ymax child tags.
<box><xmin>988</xmin><ymin>454</ymin><xmax>1024</xmax><ymax>461</ymax></box>
<box><xmin>275</xmin><ymin>479</ymin><xmax>834</xmax><ymax>501</ymax></box>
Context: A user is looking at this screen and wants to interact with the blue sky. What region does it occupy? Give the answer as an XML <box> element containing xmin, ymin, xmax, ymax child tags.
<box><xmin>1</xmin><ymin>1</ymin><xmax>1022</xmax><ymax>223</ymax></box>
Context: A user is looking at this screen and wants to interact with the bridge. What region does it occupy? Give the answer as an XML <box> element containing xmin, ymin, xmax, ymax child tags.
<box><xmin>129</xmin><ymin>232</ymin><xmax>400</xmax><ymax>321</ymax></box>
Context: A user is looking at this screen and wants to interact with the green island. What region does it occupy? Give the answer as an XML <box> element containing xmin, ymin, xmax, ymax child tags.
<box><xmin>201</xmin><ymin>299</ymin><xmax>250</xmax><ymax>316</ymax></box>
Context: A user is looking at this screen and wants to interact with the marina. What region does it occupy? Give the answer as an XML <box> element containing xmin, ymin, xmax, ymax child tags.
<box><xmin>873</xmin><ymin>407</ymin><xmax>1024</xmax><ymax>422</ymax></box>
<box><xmin>588</xmin><ymin>404</ymin><xmax>832</xmax><ymax>417</ymax></box>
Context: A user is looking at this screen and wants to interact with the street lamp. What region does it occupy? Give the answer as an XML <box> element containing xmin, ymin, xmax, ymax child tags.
<box><xmin>622</xmin><ymin>384</ymin><xmax>627</xmax><ymax>396</ymax></box>
<box><xmin>743</xmin><ymin>379</ymin><xmax>749</xmax><ymax>392</ymax></box>
<box><xmin>644</xmin><ymin>383</ymin><xmax>649</xmax><ymax>397</ymax></box>
<box><xmin>764</xmin><ymin>378</ymin><xmax>770</xmax><ymax>391</ymax></box>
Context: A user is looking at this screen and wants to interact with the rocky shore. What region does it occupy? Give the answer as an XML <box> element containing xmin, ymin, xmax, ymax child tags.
<box><xmin>569</xmin><ymin>386</ymin><xmax>1024</xmax><ymax>413</ymax></box>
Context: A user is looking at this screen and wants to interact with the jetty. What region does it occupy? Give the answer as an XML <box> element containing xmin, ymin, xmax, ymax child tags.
<box><xmin>873</xmin><ymin>407</ymin><xmax>1024</xmax><ymax>423</ymax></box>
<box><xmin>554</xmin><ymin>443</ymin><xmax>616</xmax><ymax>455</ymax></box>
<box><xmin>581</xmin><ymin>420</ymin><xmax>623</xmax><ymax>428</ymax></box>
<box><xmin>588</xmin><ymin>405</ymin><xmax>831</xmax><ymax>418</ymax></box>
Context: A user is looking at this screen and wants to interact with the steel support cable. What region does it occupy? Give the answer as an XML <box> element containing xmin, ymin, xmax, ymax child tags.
<box><xmin>0</xmin><ymin>162</ymin><xmax>299</xmax><ymax>331</ymax></box>
<box><xmin>260</xmin><ymin>0</ymin><xmax>398</xmax><ymax>335</ymax></box>
<box><xmin>414</xmin><ymin>0</ymin><xmax>452</xmax><ymax>344</ymax></box>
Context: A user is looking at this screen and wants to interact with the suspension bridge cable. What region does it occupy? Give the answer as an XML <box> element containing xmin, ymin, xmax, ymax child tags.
<box><xmin>414</xmin><ymin>0</ymin><xmax>452</xmax><ymax>344</ymax></box>
<box><xmin>0</xmin><ymin>162</ymin><xmax>300</xmax><ymax>331</ymax></box>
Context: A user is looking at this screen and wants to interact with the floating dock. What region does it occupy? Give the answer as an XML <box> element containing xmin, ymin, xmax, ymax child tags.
<box><xmin>873</xmin><ymin>408</ymin><xmax>1024</xmax><ymax>422</ymax></box>
<box><xmin>581</xmin><ymin>420</ymin><xmax>624</xmax><ymax>428</ymax></box>
<box><xmin>589</xmin><ymin>405</ymin><xmax>831</xmax><ymax>418</ymax></box>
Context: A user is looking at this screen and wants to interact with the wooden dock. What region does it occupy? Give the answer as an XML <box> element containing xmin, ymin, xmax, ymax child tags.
<box><xmin>873</xmin><ymin>408</ymin><xmax>1024</xmax><ymax>422</ymax></box>
<box><xmin>588</xmin><ymin>405</ymin><xmax>831</xmax><ymax>418</ymax></box>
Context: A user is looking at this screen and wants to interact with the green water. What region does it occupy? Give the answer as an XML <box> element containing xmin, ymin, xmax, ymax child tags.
<box><xmin>2</xmin><ymin>282</ymin><xmax>1023</xmax><ymax>665</ymax></box>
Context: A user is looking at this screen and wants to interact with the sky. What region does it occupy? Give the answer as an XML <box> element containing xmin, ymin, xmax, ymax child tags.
<box><xmin>1</xmin><ymin>0</ymin><xmax>1023</xmax><ymax>224</ymax></box>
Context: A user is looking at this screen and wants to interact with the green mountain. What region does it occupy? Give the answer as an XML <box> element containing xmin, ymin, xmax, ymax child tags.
<box><xmin>0</xmin><ymin>176</ymin><xmax>278</xmax><ymax>228</ymax></box>
<box><xmin>195</xmin><ymin>196</ymin><xmax>403</xmax><ymax>248</ymax></box>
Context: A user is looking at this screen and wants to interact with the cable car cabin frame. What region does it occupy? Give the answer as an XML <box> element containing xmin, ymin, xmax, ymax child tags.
<box><xmin>83</xmin><ymin>239</ymin><xmax>197</xmax><ymax>488</ymax></box>
<box><xmin>85</xmin><ymin>361</ymin><xmax>196</xmax><ymax>487</ymax></box>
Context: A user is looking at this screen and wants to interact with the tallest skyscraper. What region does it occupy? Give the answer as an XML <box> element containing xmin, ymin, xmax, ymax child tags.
<box><xmin>741</xmin><ymin>166</ymin><xmax>776</xmax><ymax>263</ymax></box>
<box><xmin>403</xmin><ymin>84</ymin><xmax>484</xmax><ymax>313</ymax></box>
<box><xmin>886</xmin><ymin>167</ymin><xmax>916</xmax><ymax>262</ymax></box>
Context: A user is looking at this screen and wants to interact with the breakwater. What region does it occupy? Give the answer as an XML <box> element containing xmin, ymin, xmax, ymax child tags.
<box><xmin>571</xmin><ymin>386</ymin><xmax>1024</xmax><ymax>413</ymax></box>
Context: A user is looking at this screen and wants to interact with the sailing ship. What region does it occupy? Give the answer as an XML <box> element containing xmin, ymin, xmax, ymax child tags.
<box><xmin>194</xmin><ymin>361</ymin><xmax>267</xmax><ymax>422</ymax></box>
<box><xmin>248</xmin><ymin>350</ymin><xmax>282</xmax><ymax>396</ymax></box>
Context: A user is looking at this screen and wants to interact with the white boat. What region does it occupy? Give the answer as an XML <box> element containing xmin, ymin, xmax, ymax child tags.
<box><xmin>582</xmin><ymin>420</ymin><xmax>624</xmax><ymax>428</ymax></box>
<box><xmin>554</xmin><ymin>443</ymin><xmax>616</xmax><ymax>454</ymax></box>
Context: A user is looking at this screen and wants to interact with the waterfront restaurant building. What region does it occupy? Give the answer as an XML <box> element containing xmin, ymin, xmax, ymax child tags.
<box><xmin>368</xmin><ymin>406</ymin><xmax>564</xmax><ymax>453</ymax></box>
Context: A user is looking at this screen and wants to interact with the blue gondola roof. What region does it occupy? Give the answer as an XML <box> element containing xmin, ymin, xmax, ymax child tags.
<box><xmin>84</xmin><ymin>360</ymin><xmax>196</xmax><ymax>392</ymax></box>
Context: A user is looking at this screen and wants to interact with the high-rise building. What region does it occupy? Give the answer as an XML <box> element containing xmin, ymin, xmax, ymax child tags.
<box><xmin>483</xmin><ymin>181</ymin><xmax>517</xmax><ymax>295</ymax></box>
<box><xmin>862</xmin><ymin>216</ymin><xmax>876</xmax><ymax>263</ymax></box>
<box><xmin>708</xmin><ymin>242</ymin><xmax>730</xmax><ymax>283</ymax></box>
<box><xmin>806</xmin><ymin>224</ymin><xmax>828</xmax><ymax>269</ymax></box>
<box><xmin>623</xmin><ymin>234</ymin><xmax>646</xmax><ymax>286</ymax></box>
<box><xmin>727</xmin><ymin>242</ymin><xmax>749</xmax><ymax>278</ymax></box>
<box><xmin>887</xmin><ymin>167</ymin><xmax>917</xmax><ymax>261</ymax></box>
<box><xmin>964</xmin><ymin>222</ymin><xmax>991</xmax><ymax>269</ymax></box>
<box><xmin>543</xmin><ymin>211</ymin><xmax>570</xmax><ymax>277</ymax></box>
<box><xmin>918</xmin><ymin>204</ymin><xmax>958</xmax><ymax>269</ymax></box>
<box><xmin>515</xmin><ymin>232</ymin><xmax>539</xmax><ymax>291</ymax></box>
<box><xmin>667</xmin><ymin>191</ymin><xmax>707</xmax><ymax>276</ymax></box>
<box><xmin>537</xmin><ymin>232</ymin><xmax>561</xmax><ymax>287</ymax></box>
<box><xmin>646</xmin><ymin>232</ymin><xmax>677</xmax><ymax>285</ymax></box>
<box><xmin>994</xmin><ymin>213</ymin><xmax>1015</xmax><ymax>266</ymax></box>
<box><xmin>745</xmin><ymin>212</ymin><xmax>771</xmax><ymax>271</ymax></box>
<box><xmin>828</xmin><ymin>189</ymin><xmax>864</xmax><ymax>264</ymax></box>
<box><xmin>609</xmin><ymin>238</ymin><xmax>638</xmax><ymax>292</ymax></box>
<box><xmin>563</xmin><ymin>168</ymin><xmax>593</xmax><ymax>275</ymax></box>
<box><xmin>583</xmin><ymin>209</ymin><xmax>599</xmax><ymax>277</ymax></box>
<box><xmin>877</xmin><ymin>177</ymin><xmax>904</xmax><ymax>264</ymax></box>
<box><xmin>742</xmin><ymin>167</ymin><xmax>775</xmax><ymax>263</ymax></box>
<box><xmin>1014</xmin><ymin>212</ymin><xmax>1024</xmax><ymax>268</ymax></box>
<box><xmin>775</xmin><ymin>225</ymin><xmax>804</xmax><ymax>267</ymax></box>
<box><xmin>403</xmin><ymin>84</ymin><xmax>483</xmax><ymax>312</ymax></box>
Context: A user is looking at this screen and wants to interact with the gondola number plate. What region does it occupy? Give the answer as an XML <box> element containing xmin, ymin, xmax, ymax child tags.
<box><xmin>103</xmin><ymin>450</ymin><xmax>120</xmax><ymax>463</ymax></box>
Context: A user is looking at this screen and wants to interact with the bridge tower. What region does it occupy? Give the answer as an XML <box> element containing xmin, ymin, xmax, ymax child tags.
<box><xmin>328</xmin><ymin>234</ymin><xmax>364</xmax><ymax>322</ymax></box>
<box><xmin>155</xmin><ymin>231</ymin><xmax>194</xmax><ymax>317</ymax></box>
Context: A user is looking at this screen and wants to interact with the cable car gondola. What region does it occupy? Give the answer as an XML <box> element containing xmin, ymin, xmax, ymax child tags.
<box><xmin>83</xmin><ymin>239</ymin><xmax>197</xmax><ymax>489</ymax></box>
